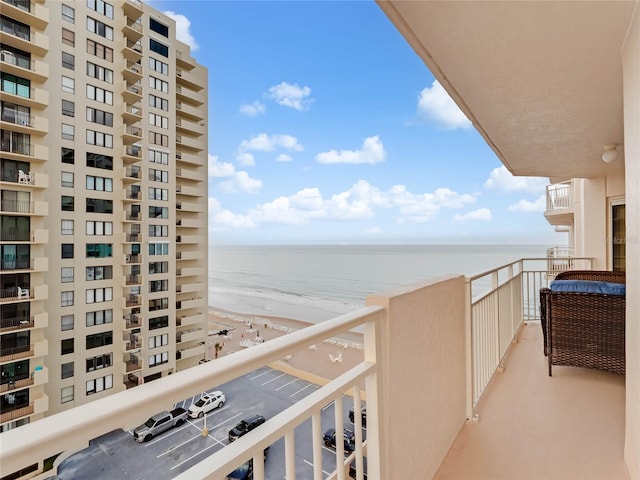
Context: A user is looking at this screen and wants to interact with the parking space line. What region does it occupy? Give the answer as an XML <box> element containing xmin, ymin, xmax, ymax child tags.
<box><xmin>262</xmin><ymin>373</ymin><xmax>286</xmax><ymax>385</ymax></box>
<box><xmin>249</xmin><ymin>368</ymin><xmax>272</xmax><ymax>380</ymax></box>
<box><xmin>169</xmin><ymin>441</ymin><xmax>220</xmax><ymax>471</ymax></box>
<box><xmin>144</xmin><ymin>422</ymin><xmax>193</xmax><ymax>447</ymax></box>
<box><xmin>303</xmin><ymin>459</ymin><xmax>332</xmax><ymax>476</ymax></box>
<box><xmin>290</xmin><ymin>383</ymin><xmax>314</xmax><ymax>397</ymax></box>
<box><xmin>157</xmin><ymin>432</ymin><xmax>217</xmax><ymax>458</ymax></box>
<box><xmin>275</xmin><ymin>378</ymin><xmax>299</xmax><ymax>391</ymax></box>
<box><xmin>321</xmin><ymin>401</ymin><xmax>335</xmax><ymax>412</ymax></box>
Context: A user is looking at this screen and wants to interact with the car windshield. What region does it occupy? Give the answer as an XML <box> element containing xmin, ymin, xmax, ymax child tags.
<box><xmin>194</xmin><ymin>398</ymin><xmax>207</xmax><ymax>407</ymax></box>
<box><xmin>227</xmin><ymin>462</ymin><xmax>250</xmax><ymax>479</ymax></box>
<box><xmin>236</xmin><ymin>421</ymin><xmax>248</xmax><ymax>431</ymax></box>
<box><xmin>144</xmin><ymin>418</ymin><xmax>156</xmax><ymax>428</ymax></box>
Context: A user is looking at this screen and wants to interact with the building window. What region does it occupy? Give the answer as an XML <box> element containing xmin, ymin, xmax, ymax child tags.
<box><xmin>149</xmin><ymin>57</ymin><xmax>168</xmax><ymax>75</ymax></box>
<box><xmin>61</xmin><ymin>4</ymin><xmax>75</xmax><ymax>23</ymax></box>
<box><xmin>149</xmin><ymin>39</ymin><xmax>169</xmax><ymax>57</ymax></box>
<box><xmin>86</xmin><ymin>265</ymin><xmax>112</xmax><ymax>281</ymax></box>
<box><xmin>61</xmin><ymin>338</ymin><xmax>74</xmax><ymax>355</ymax></box>
<box><xmin>149</xmin><ymin>149</ymin><xmax>169</xmax><ymax>164</ymax></box>
<box><xmin>61</xmin><ymin>291</ymin><xmax>74</xmax><ymax>307</ymax></box>
<box><xmin>61</xmin><ymin>362</ymin><xmax>74</xmax><ymax>379</ymax></box>
<box><xmin>149</xmin><ymin>132</ymin><xmax>168</xmax><ymax>147</ymax></box>
<box><xmin>86</xmin><ymin>243</ymin><xmax>112</xmax><ymax>258</ymax></box>
<box><xmin>149</xmin><ymin>261</ymin><xmax>169</xmax><ymax>274</ymax></box>
<box><xmin>61</xmin><ymin>195</ymin><xmax>74</xmax><ymax>211</ymax></box>
<box><xmin>61</xmin><ymin>386</ymin><xmax>74</xmax><ymax>403</ymax></box>
<box><xmin>86</xmin><ymin>309</ymin><xmax>113</xmax><ymax>327</ymax></box>
<box><xmin>149</xmin><ymin>297</ymin><xmax>168</xmax><ymax>311</ymax></box>
<box><xmin>61</xmin><ymin>219</ymin><xmax>74</xmax><ymax>235</ymax></box>
<box><xmin>148</xmin><ymin>112</ymin><xmax>168</xmax><ymax>129</ymax></box>
<box><xmin>149</xmin><ymin>243</ymin><xmax>169</xmax><ymax>256</ymax></box>
<box><xmin>149</xmin><ymin>94</ymin><xmax>169</xmax><ymax>111</ymax></box>
<box><xmin>87</xmin><ymin>0</ymin><xmax>114</xmax><ymax>19</ymax></box>
<box><xmin>86</xmin><ymin>175</ymin><xmax>113</xmax><ymax>192</ymax></box>
<box><xmin>85</xmin><ymin>198</ymin><xmax>113</xmax><ymax>214</ymax></box>
<box><xmin>62</xmin><ymin>147</ymin><xmax>74</xmax><ymax>164</ymax></box>
<box><xmin>149</xmin><ymin>279</ymin><xmax>168</xmax><ymax>293</ymax></box>
<box><xmin>86</xmin><ymin>374</ymin><xmax>113</xmax><ymax>395</ymax></box>
<box><xmin>149</xmin><ymin>76</ymin><xmax>168</xmax><ymax>93</ymax></box>
<box><xmin>62</xmin><ymin>28</ymin><xmax>75</xmax><ymax>46</ymax></box>
<box><xmin>61</xmin><ymin>52</ymin><xmax>75</xmax><ymax>70</ymax></box>
<box><xmin>61</xmin><ymin>124</ymin><xmax>74</xmax><ymax>141</ymax></box>
<box><xmin>62</xmin><ymin>76</ymin><xmax>75</xmax><ymax>94</ymax></box>
<box><xmin>86</xmin><ymin>353</ymin><xmax>112</xmax><ymax>372</ymax></box>
<box><xmin>1</xmin><ymin>73</ymin><xmax>30</xmax><ymax>98</ymax></box>
<box><xmin>61</xmin><ymin>315</ymin><xmax>74</xmax><ymax>331</ymax></box>
<box><xmin>148</xmin><ymin>188</ymin><xmax>168</xmax><ymax>201</ymax></box>
<box><xmin>86</xmin><ymin>62</ymin><xmax>113</xmax><ymax>84</ymax></box>
<box><xmin>86</xmin><ymin>129</ymin><xmax>113</xmax><ymax>148</ymax></box>
<box><xmin>87</xmin><ymin>17</ymin><xmax>113</xmax><ymax>41</ymax></box>
<box><xmin>61</xmin><ymin>244</ymin><xmax>74</xmax><ymax>259</ymax></box>
<box><xmin>148</xmin><ymin>225</ymin><xmax>168</xmax><ymax>237</ymax></box>
<box><xmin>149</xmin><ymin>352</ymin><xmax>169</xmax><ymax>367</ymax></box>
<box><xmin>149</xmin><ymin>206</ymin><xmax>168</xmax><ymax>219</ymax></box>
<box><xmin>149</xmin><ymin>334</ymin><xmax>169</xmax><ymax>349</ymax></box>
<box><xmin>86</xmin><ymin>39</ymin><xmax>113</xmax><ymax>62</ymax></box>
<box><xmin>149</xmin><ymin>315</ymin><xmax>169</xmax><ymax>330</ymax></box>
<box><xmin>62</xmin><ymin>99</ymin><xmax>75</xmax><ymax>118</ymax></box>
<box><xmin>86</xmin><ymin>331</ymin><xmax>113</xmax><ymax>349</ymax></box>
<box><xmin>86</xmin><ymin>152</ymin><xmax>113</xmax><ymax>170</ymax></box>
<box><xmin>149</xmin><ymin>18</ymin><xmax>169</xmax><ymax>37</ymax></box>
<box><xmin>61</xmin><ymin>267</ymin><xmax>74</xmax><ymax>283</ymax></box>
<box><xmin>86</xmin><ymin>85</ymin><xmax>113</xmax><ymax>105</ymax></box>
<box><xmin>85</xmin><ymin>287</ymin><xmax>113</xmax><ymax>304</ymax></box>
<box><xmin>149</xmin><ymin>169</ymin><xmax>169</xmax><ymax>183</ymax></box>
<box><xmin>61</xmin><ymin>171</ymin><xmax>74</xmax><ymax>188</ymax></box>
<box><xmin>85</xmin><ymin>220</ymin><xmax>113</xmax><ymax>236</ymax></box>
<box><xmin>86</xmin><ymin>107</ymin><xmax>113</xmax><ymax>127</ymax></box>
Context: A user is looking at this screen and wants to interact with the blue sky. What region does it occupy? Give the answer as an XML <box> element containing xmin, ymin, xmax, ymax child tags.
<box><xmin>150</xmin><ymin>1</ymin><xmax>564</xmax><ymax>246</ymax></box>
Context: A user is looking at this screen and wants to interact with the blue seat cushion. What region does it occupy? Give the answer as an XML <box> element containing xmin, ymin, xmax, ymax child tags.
<box><xmin>549</xmin><ymin>280</ymin><xmax>626</xmax><ymax>296</ymax></box>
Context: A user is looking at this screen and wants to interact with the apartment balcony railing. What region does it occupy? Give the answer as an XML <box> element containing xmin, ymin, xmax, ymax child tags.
<box><xmin>0</xmin><ymin>256</ymin><xmax>602</xmax><ymax>479</ymax></box>
<box><xmin>0</xmin><ymin>402</ymin><xmax>34</xmax><ymax>425</ymax></box>
<box><xmin>124</xmin><ymin>314</ymin><xmax>142</xmax><ymax>329</ymax></box>
<box><xmin>545</xmin><ymin>181</ymin><xmax>573</xmax><ymax>211</ymax></box>
<box><xmin>0</xmin><ymin>315</ymin><xmax>34</xmax><ymax>332</ymax></box>
<box><xmin>0</xmin><ymin>344</ymin><xmax>33</xmax><ymax>362</ymax></box>
<box><xmin>0</xmin><ymin>376</ymin><xmax>33</xmax><ymax>394</ymax></box>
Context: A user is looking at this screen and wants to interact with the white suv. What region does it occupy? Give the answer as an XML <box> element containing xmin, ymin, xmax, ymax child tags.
<box><xmin>188</xmin><ymin>391</ymin><xmax>226</xmax><ymax>418</ymax></box>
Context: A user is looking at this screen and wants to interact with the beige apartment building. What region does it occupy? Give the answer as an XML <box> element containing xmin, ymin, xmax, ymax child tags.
<box><xmin>0</xmin><ymin>0</ymin><xmax>208</xmax><ymax>433</ymax></box>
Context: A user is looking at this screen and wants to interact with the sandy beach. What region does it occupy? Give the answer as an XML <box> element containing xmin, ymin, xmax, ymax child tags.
<box><xmin>206</xmin><ymin>307</ymin><xmax>364</xmax><ymax>382</ymax></box>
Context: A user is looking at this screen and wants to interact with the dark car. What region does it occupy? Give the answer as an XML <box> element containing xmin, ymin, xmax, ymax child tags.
<box><xmin>228</xmin><ymin>414</ymin><xmax>266</xmax><ymax>442</ymax></box>
<box><xmin>226</xmin><ymin>447</ymin><xmax>269</xmax><ymax>480</ymax></box>
<box><xmin>349</xmin><ymin>457</ymin><xmax>368</xmax><ymax>479</ymax></box>
<box><xmin>323</xmin><ymin>428</ymin><xmax>356</xmax><ymax>453</ymax></box>
<box><xmin>349</xmin><ymin>407</ymin><xmax>367</xmax><ymax>428</ymax></box>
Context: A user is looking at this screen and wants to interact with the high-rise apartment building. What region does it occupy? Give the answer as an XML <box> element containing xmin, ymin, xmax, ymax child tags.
<box><xmin>0</xmin><ymin>0</ymin><xmax>208</xmax><ymax>432</ymax></box>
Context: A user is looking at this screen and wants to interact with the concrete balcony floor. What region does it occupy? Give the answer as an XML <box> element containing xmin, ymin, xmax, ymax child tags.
<box><xmin>436</xmin><ymin>323</ymin><xmax>628</xmax><ymax>479</ymax></box>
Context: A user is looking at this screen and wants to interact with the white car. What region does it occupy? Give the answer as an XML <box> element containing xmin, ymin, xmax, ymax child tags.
<box><xmin>188</xmin><ymin>391</ymin><xmax>226</xmax><ymax>418</ymax></box>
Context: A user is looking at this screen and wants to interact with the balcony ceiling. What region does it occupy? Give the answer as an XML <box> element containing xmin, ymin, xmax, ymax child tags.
<box><xmin>377</xmin><ymin>1</ymin><xmax>636</xmax><ymax>180</ymax></box>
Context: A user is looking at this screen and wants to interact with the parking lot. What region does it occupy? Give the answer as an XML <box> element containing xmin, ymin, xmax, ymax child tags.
<box><xmin>55</xmin><ymin>366</ymin><xmax>365</xmax><ymax>479</ymax></box>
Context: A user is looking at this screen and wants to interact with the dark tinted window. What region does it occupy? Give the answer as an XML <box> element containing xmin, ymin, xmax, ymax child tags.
<box><xmin>149</xmin><ymin>39</ymin><xmax>168</xmax><ymax>57</ymax></box>
<box><xmin>149</xmin><ymin>18</ymin><xmax>169</xmax><ymax>37</ymax></box>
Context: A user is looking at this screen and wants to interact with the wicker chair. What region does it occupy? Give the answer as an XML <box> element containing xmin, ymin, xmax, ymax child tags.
<box><xmin>540</xmin><ymin>270</ymin><xmax>626</xmax><ymax>376</ymax></box>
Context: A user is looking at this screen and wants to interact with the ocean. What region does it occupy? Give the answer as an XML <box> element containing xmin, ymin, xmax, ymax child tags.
<box><xmin>208</xmin><ymin>244</ymin><xmax>549</xmax><ymax>323</ymax></box>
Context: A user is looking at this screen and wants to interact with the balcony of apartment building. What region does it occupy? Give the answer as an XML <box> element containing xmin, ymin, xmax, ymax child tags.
<box><xmin>175</xmin><ymin>183</ymin><xmax>203</xmax><ymax>198</ymax></box>
<box><xmin>0</xmin><ymin>251</ymin><xmax>47</xmax><ymax>275</ymax></box>
<box><xmin>122</xmin><ymin>0</ymin><xmax>143</xmax><ymax>21</ymax></box>
<box><xmin>122</xmin><ymin>206</ymin><xmax>141</xmax><ymax>223</ymax></box>
<box><xmin>176</xmin><ymin>328</ymin><xmax>204</xmax><ymax>346</ymax></box>
<box><xmin>175</xmin><ymin>133</ymin><xmax>203</xmax><ymax>153</ymax></box>
<box><xmin>176</xmin><ymin>69</ymin><xmax>205</xmax><ymax>96</ymax></box>
<box><xmin>123</xmin><ymin>252</ymin><xmax>142</xmax><ymax>266</ymax></box>
<box><xmin>544</xmin><ymin>180</ymin><xmax>574</xmax><ymax>226</ymax></box>
<box><xmin>0</xmin><ymin>310</ymin><xmax>46</xmax><ymax>334</ymax></box>
<box><xmin>175</xmin><ymin>296</ymin><xmax>205</xmax><ymax>312</ymax></box>
<box><xmin>123</xmin><ymin>311</ymin><xmax>142</xmax><ymax>330</ymax></box>
<box><xmin>0</xmin><ymin>131</ymin><xmax>48</xmax><ymax>163</ymax></box>
<box><xmin>175</xmin><ymin>100</ymin><xmax>204</xmax><ymax>122</ymax></box>
<box><xmin>122</xmin><ymin>103</ymin><xmax>142</xmax><ymax>126</ymax></box>
<box><xmin>0</xmin><ymin>16</ymin><xmax>48</xmax><ymax>57</ymax></box>
<box><xmin>0</xmin><ymin>331</ymin><xmax>47</xmax><ymax>365</ymax></box>
<box><xmin>122</xmin><ymin>80</ymin><xmax>142</xmax><ymax>104</ymax></box>
<box><xmin>176</xmin><ymin>200</ymin><xmax>204</xmax><ymax>215</ymax></box>
<box><xmin>122</xmin><ymin>39</ymin><xmax>142</xmax><ymax>62</ymax></box>
<box><xmin>122</xmin><ymin>124</ymin><xmax>142</xmax><ymax>145</ymax></box>
<box><xmin>121</xmin><ymin>165</ymin><xmax>141</xmax><ymax>184</ymax></box>
<box><xmin>176</xmin><ymin>217</ymin><xmax>201</xmax><ymax>229</ymax></box>
<box><xmin>175</xmin><ymin>280</ymin><xmax>203</xmax><ymax>295</ymax></box>
<box><xmin>0</xmin><ymin>167</ymin><xmax>48</xmax><ymax>190</ymax></box>
<box><xmin>123</xmin><ymin>186</ymin><xmax>141</xmax><ymax>203</ymax></box>
<box><xmin>175</xmin><ymin>49</ymin><xmax>197</xmax><ymax>70</ymax></box>
<box><xmin>0</xmin><ymin>196</ymin><xmax>46</xmax><ymax>217</ymax></box>
<box><xmin>2</xmin><ymin>256</ymin><xmax>628</xmax><ymax>479</ymax></box>
<box><xmin>176</xmin><ymin>166</ymin><xmax>204</xmax><ymax>182</ymax></box>
<box><xmin>122</xmin><ymin>60</ymin><xmax>142</xmax><ymax>85</ymax></box>
<box><xmin>123</xmin><ymin>332</ymin><xmax>142</xmax><ymax>352</ymax></box>
<box><xmin>0</xmin><ymin>364</ymin><xmax>48</xmax><ymax>396</ymax></box>
<box><xmin>122</xmin><ymin>17</ymin><xmax>143</xmax><ymax>42</ymax></box>
<box><xmin>175</xmin><ymin>233</ymin><xmax>205</xmax><ymax>246</ymax></box>
<box><xmin>0</xmin><ymin>0</ymin><xmax>49</xmax><ymax>31</ymax></box>
<box><xmin>1</xmin><ymin>47</ymin><xmax>49</xmax><ymax>83</ymax></box>
<box><xmin>122</xmin><ymin>229</ymin><xmax>142</xmax><ymax>244</ymax></box>
<box><xmin>176</xmin><ymin>116</ymin><xmax>205</xmax><ymax>136</ymax></box>
<box><xmin>0</xmin><ymin>386</ymin><xmax>48</xmax><ymax>427</ymax></box>
<box><xmin>175</xmin><ymin>149</ymin><xmax>203</xmax><ymax>167</ymax></box>
<box><xmin>176</xmin><ymin>84</ymin><xmax>205</xmax><ymax>107</ymax></box>
<box><xmin>1</xmin><ymin>102</ymin><xmax>48</xmax><ymax>137</ymax></box>
<box><xmin>124</xmin><ymin>293</ymin><xmax>141</xmax><ymax>308</ymax></box>
<box><xmin>176</xmin><ymin>312</ymin><xmax>205</xmax><ymax>328</ymax></box>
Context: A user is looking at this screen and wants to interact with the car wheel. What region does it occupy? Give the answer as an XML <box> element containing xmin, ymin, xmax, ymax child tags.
<box><xmin>176</xmin><ymin>419</ymin><xmax>184</xmax><ymax>426</ymax></box>
<box><xmin>324</xmin><ymin>440</ymin><xmax>332</xmax><ymax>448</ymax></box>
<box><xmin>218</xmin><ymin>401</ymin><xmax>224</xmax><ymax>408</ymax></box>
<box><xmin>144</xmin><ymin>434</ymin><xmax>151</xmax><ymax>442</ymax></box>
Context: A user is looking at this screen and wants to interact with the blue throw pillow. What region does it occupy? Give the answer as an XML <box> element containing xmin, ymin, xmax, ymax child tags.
<box><xmin>549</xmin><ymin>280</ymin><xmax>626</xmax><ymax>296</ymax></box>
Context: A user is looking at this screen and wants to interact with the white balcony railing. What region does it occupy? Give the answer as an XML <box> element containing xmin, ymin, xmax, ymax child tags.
<box><xmin>545</xmin><ymin>181</ymin><xmax>573</xmax><ymax>211</ymax></box>
<box><xmin>0</xmin><ymin>256</ymin><xmax>595</xmax><ymax>479</ymax></box>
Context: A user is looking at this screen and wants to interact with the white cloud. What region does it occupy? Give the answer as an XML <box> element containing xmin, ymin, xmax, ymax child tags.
<box><xmin>267</xmin><ymin>82</ymin><xmax>314</xmax><ymax>111</ymax></box>
<box><xmin>364</xmin><ymin>227</ymin><xmax>382</xmax><ymax>235</ymax></box>
<box><xmin>208</xmin><ymin>154</ymin><xmax>235</xmax><ymax>178</ymax></box>
<box><xmin>388</xmin><ymin>185</ymin><xmax>476</xmax><ymax>223</ymax></box>
<box><xmin>239</xmin><ymin>101</ymin><xmax>266</xmax><ymax>117</ymax></box>
<box><xmin>276</xmin><ymin>154</ymin><xmax>293</xmax><ymax>162</ymax></box>
<box><xmin>484</xmin><ymin>166</ymin><xmax>548</xmax><ymax>194</ymax></box>
<box><xmin>218</xmin><ymin>171</ymin><xmax>262</xmax><ymax>194</ymax></box>
<box><xmin>454</xmin><ymin>208</ymin><xmax>492</xmax><ymax>222</ymax></box>
<box><xmin>507</xmin><ymin>195</ymin><xmax>546</xmax><ymax>212</ymax></box>
<box><xmin>316</xmin><ymin>136</ymin><xmax>386</xmax><ymax>165</ymax></box>
<box><xmin>236</xmin><ymin>133</ymin><xmax>303</xmax><ymax>165</ymax></box>
<box><xmin>417</xmin><ymin>80</ymin><xmax>471</xmax><ymax>130</ymax></box>
<box><xmin>209</xmin><ymin>198</ymin><xmax>254</xmax><ymax>230</ymax></box>
<box><xmin>162</xmin><ymin>11</ymin><xmax>199</xmax><ymax>51</ymax></box>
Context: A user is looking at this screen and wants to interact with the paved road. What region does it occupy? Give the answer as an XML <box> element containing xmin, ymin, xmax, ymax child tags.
<box><xmin>54</xmin><ymin>367</ymin><xmax>365</xmax><ymax>479</ymax></box>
